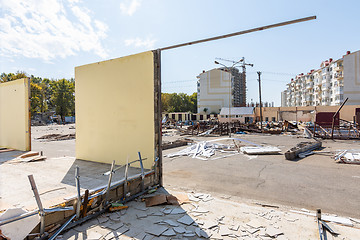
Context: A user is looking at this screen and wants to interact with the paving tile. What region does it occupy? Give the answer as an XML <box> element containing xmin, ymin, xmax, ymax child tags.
<box><xmin>177</xmin><ymin>215</ymin><xmax>194</xmax><ymax>225</ymax></box>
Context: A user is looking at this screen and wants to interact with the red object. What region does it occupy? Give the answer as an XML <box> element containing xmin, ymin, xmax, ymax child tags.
<box><xmin>316</xmin><ymin>112</ymin><xmax>339</xmax><ymax>127</ymax></box>
<box><xmin>347</xmin><ymin>51</ymin><xmax>351</xmax><ymax>55</ymax></box>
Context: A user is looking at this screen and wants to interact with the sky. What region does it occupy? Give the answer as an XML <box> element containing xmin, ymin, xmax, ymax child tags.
<box><xmin>1</xmin><ymin>0</ymin><xmax>360</xmax><ymax>106</ymax></box>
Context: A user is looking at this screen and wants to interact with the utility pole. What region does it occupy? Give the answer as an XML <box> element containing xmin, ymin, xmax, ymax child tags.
<box><xmin>257</xmin><ymin>71</ymin><xmax>263</xmax><ymax>132</ymax></box>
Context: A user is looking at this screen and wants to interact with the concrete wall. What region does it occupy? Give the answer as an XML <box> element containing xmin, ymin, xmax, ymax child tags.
<box><xmin>343</xmin><ymin>51</ymin><xmax>360</xmax><ymax>105</ymax></box>
<box><xmin>0</xmin><ymin>78</ymin><xmax>31</xmax><ymax>151</ymax></box>
<box><xmin>197</xmin><ymin>69</ymin><xmax>232</xmax><ymax>114</ymax></box>
<box><xmin>75</xmin><ymin>51</ymin><xmax>155</xmax><ymax>169</ymax></box>
<box><xmin>254</xmin><ymin>105</ymin><xmax>360</xmax><ymax>122</ymax></box>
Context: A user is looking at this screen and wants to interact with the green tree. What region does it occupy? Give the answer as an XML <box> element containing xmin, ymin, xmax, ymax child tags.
<box><xmin>161</xmin><ymin>92</ymin><xmax>197</xmax><ymax>113</ymax></box>
<box><xmin>51</xmin><ymin>78</ymin><xmax>75</xmax><ymax>123</ymax></box>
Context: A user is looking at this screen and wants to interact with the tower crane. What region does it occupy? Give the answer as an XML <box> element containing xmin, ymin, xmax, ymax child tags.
<box><xmin>215</xmin><ymin>57</ymin><xmax>253</xmax><ymax>74</ymax></box>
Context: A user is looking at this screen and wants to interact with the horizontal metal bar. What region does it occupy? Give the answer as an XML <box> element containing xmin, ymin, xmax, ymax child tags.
<box><xmin>0</xmin><ymin>211</ymin><xmax>38</xmax><ymax>226</ymax></box>
<box><xmin>159</xmin><ymin>16</ymin><xmax>316</xmax><ymax>51</ymax></box>
<box><xmin>103</xmin><ymin>158</ymin><xmax>148</xmax><ymax>176</ymax></box>
<box><xmin>64</xmin><ymin>170</ymin><xmax>155</xmax><ymax>201</ymax></box>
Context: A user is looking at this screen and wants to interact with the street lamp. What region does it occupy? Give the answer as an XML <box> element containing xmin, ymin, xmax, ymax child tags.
<box><xmin>214</xmin><ymin>59</ymin><xmax>243</xmax><ymax>137</ymax></box>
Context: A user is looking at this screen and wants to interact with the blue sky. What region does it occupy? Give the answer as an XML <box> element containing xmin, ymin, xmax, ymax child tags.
<box><xmin>1</xmin><ymin>0</ymin><xmax>360</xmax><ymax>106</ymax></box>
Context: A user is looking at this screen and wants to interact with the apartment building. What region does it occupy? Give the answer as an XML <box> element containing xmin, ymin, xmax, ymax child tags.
<box><xmin>197</xmin><ymin>67</ymin><xmax>246</xmax><ymax>114</ymax></box>
<box><xmin>282</xmin><ymin>50</ymin><xmax>360</xmax><ymax>107</ymax></box>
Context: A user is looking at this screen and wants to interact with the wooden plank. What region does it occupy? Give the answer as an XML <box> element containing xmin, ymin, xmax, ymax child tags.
<box><xmin>0</xmin><ymin>148</ymin><xmax>15</xmax><ymax>153</ymax></box>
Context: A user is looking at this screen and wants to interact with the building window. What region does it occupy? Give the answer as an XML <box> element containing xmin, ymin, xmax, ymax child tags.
<box><xmin>272</xmin><ymin>117</ymin><xmax>276</xmax><ymax>121</ymax></box>
<box><xmin>265</xmin><ymin>117</ymin><xmax>269</xmax><ymax>121</ymax></box>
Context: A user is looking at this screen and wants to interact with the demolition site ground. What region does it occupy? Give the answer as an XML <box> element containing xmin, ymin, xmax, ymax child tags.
<box><xmin>1</xmin><ymin>124</ymin><xmax>360</xmax><ymax>239</ymax></box>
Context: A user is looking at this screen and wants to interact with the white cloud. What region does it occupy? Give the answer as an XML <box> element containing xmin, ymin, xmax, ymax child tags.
<box><xmin>124</xmin><ymin>37</ymin><xmax>157</xmax><ymax>49</ymax></box>
<box><xmin>0</xmin><ymin>0</ymin><xmax>109</xmax><ymax>61</ymax></box>
<box><xmin>120</xmin><ymin>0</ymin><xmax>141</xmax><ymax>16</ymax></box>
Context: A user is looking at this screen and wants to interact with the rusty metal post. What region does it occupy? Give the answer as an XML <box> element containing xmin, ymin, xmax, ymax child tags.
<box><xmin>331</xmin><ymin>98</ymin><xmax>348</xmax><ymax>139</ymax></box>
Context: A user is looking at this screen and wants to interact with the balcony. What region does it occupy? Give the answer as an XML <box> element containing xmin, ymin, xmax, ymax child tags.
<box><xmin>306</xmin><ymin>82</ymin><xmax>314</xmax><ymax>89</ymax></box>
<box><xmin>334</xmin><ymin>66</ymin><xmax>343</xmax><ymax>72</ymax></box>
<box><xmin>334</xmin><ymin>72</ymin><xmax>343</xmax><ymax>79</ymax></box>
<box><xmin>334</xmin><ymin>87</ymin><xmax>343</xmax><ymax>95</ymax></box>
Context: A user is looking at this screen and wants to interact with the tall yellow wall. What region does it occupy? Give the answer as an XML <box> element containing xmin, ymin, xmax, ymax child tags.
<box><xmin>75</xmin><ymin>51</ymin><xmax>155</xmax><ymax>169</ymax></box>
<box><xmin>0</xmin><ymin>78</ymin><xmax>31</xmax><ymax>151</ymax></box>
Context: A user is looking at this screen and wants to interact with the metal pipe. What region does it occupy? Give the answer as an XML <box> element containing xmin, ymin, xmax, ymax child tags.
<box><xmin>48</xmin><ymin>214</ymin><xmax>76</xmax><ymax>240</ymax></box>
<box><xmin>123</xmin><ymin>156</ymin><xmax>129</xmax><ymax>200</ymax></box>
<box><xmin>331</xmin><ymin>97</ymin><xmax>348</xmax><ymax>139</ymax></box>
<box><xmin>75</xmin><ymin>166</ymin><xmax>81</xmax><ymax>219</ymax></box>
<box><xmin>104</xmin><ymin>160</ymin><xmax>115</xmax><ymax>205</ymax></box>
<box><xmin>160</xmin><ymin>16</ymin><xmax>316</xmax><ymax>51</ymax></box>
<box><xmin>0</xmin><ymin>211</ymin><xmax>38</xmax><ymax>226</ymax></box>
<box><xmin>138</xmin><ymin>152</ymin><xmax>145</xmax><ymax>191</ymax></box>
<box><xmin>28</xmin><ymin>175</ymin><xmax>45</xmax><ymax>236</ymax></box>
<box><xmin>257</xmin><ymin>72</ymin><xmax>263</xmax><ymax>131</ymax></box>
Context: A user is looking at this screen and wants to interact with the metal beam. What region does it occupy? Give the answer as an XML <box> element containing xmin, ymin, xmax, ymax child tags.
<box><xmin>159</xmin><ymin>16</ymin><xmax>316</xmax><ymax>51</ymax></box>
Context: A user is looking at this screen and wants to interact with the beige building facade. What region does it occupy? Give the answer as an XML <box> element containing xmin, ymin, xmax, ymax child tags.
<box><xmin>197</xmin><ymin>68</ymin><xmax>246</xmax><ymax>114</ymax></box>
<box><xmin>283</xmin><ymin>50</ymin><xmax>360</xmax><ymax>107</ymax></box>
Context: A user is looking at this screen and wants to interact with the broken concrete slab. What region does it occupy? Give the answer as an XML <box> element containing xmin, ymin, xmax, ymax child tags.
<box><xmin>86</xmin><ymin>230</ymin><xmax>103</xmax><ymax>239</ymax></box>
<box><xmin>103</xmin><ymin>226</ymin><xmax>129</xmax><ymax>240</ymax></box>
<box><xmin>202</xmin><ymin>220</ymin><xmax>218</xmax><ymax>229</ymax></box>
<box><xmin>177</xmin><ymin>215</ymin><xmax>194</xmax><ymax>225</ymax></box>
<box><xmin>219</xmin><ymin>225</ymin><xmax>232</xmax><ymax>236</ymax></box>
<box><xmin>136</xmin><ymin>212</ymin><xmax>148</xmax><ymax>219</ymax></box>
<box><xmin>107</xmin><ymin>222</ymin><xmax>124</xmax><ymax>231</ymax></box>
<box><xmin>170</xmin><ymin>208</ymin><xmax>186</xmax><ymax>214</ymax></box>
<box><xmin>145</xmin><ymin>194</ymin><xmax>167</xmax><ymax>207</ymax></box>
<box><xmin>161</xmin><ymin>228</ymin><xmax>177</xmax><ymax>236</ymax></box>
<box><xmin>109</xmin><ymin>214</ymin><xmax>121</xmax><ymax>221</ymax></box>
<box><xmin>183</xmin><ymin>232</ymin><xmax>196</xmax><ymax>237</ymax></box>
<box><xmin>246</xmin><ymin>219</ymin><xmax>264</xmax><ymax>228</ymax></box>
<box><xmin>163</xmin><ymin>219</ymin><xmax>179</xmax><ymax>226</ymax></box>
<box><xmin>265</xmin><ymin>226</ymin><xmax>283</xmax><ymax>237</ymax></box>
<box><xmin>173</xmin><ymin>226</ymin><xmax>186</xmax><ymax>233</ymax></box>
<box><xmin>192</xmin><ymin>207</ymin><xmax>209</xmax><ymax>213</ymax></box>
<box><xmin>97</xmin><ymin>215</ymin><xmax>109</xmax><ymax>223</ymax></box>
<box><xmin>195</xmin><ymin>227</ymin><xmax>211</xmax><ymax>238</ymax></box>
<box><xmin>247</xmin><ymin>228</ymin><xmax>260</xmax><ymax>234</ymax></box>
<box><xmin>145</xmin><ymin>225</ymin><xmax>168</xmax><ymax>236</ymax></box>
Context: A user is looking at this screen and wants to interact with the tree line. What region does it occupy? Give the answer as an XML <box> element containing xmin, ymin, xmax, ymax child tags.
<box><xmin>1</xmin><ymin>72</ymin><xmax>197</xmax><ymax>120</ymax></box>
<box><xmin>162</xmin><ymin>92</ymin><xmax>197</xmax><ymax>113</ymax></box>
<box><xmin>1</xmin><ymin>72</ymin><xmax>75</xmax><ymax>123</ymax></box>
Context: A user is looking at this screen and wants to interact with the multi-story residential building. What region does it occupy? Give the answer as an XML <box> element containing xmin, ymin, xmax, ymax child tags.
<box><xmin>197</xmin><ymin>67</ymin><xmax>246</xmax><ymax>114</ymax></box>
<box><xmin>282</xmin><ymin>50</ymin><xmax>360</xmax><ymax>107</ymax></box>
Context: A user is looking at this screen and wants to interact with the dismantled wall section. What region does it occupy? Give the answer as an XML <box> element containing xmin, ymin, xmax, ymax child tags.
<box><xmin>0</xmin><ymin>78</ymin><xmax>31</xmax><ymax>151</ymax></box>
<box><xmin>255</xmin><ymin>105</ymin><xmax>360</xmax><ymax>122</ymax></box>
<box><xmin>75</xmin><ymin>51</ymin><xmax>158</xmax><ymax>170</ymax></box>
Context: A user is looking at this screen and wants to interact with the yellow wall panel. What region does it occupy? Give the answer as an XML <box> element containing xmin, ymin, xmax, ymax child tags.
<box><xmin>0</xmin><ymin>78</ymin><xmax>31</xmax><ymax>151</ymax></box>
<box><xmin>75</xmin><ymin>51</ymin><xmax>155</xmax><ymax>169</ymax></box>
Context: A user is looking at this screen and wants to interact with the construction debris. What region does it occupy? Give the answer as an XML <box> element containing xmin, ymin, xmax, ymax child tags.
<box><xmin>285</xmin><ymin>141</ymin><xmax>322</xmax><ymax>160</ymax></box>
<box><xmin>8</xmin><ymin>151</ymin><xmax>47</xmax><ymax>163</ymax></box>
<box><xmin>334</xmin><ymin>150</ymin><xmax>360</xmax><ymax>164</ymax></box>
<box><xmin>0</xmin><ymin>208</ymin><xmax>40</xmax><ymax>240</ymax></box>
<box><xmin>162</xmin><ymin>139</ymin><xmax>192</xmax><ymax>150</ymax></box>
<box><xmin>240</xmin><ymin>146</ymin><xmax>281</xmax><ymax>155</ymax></box>
<box><xmin>144</xmin><ymin>193</ymin><xmax>189</xmax><ymax>207</ymax></box>
<box><xmin>37</xmin><ymin>133</ymin><xmax>75</xmax><ymax>141</ymax></box>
